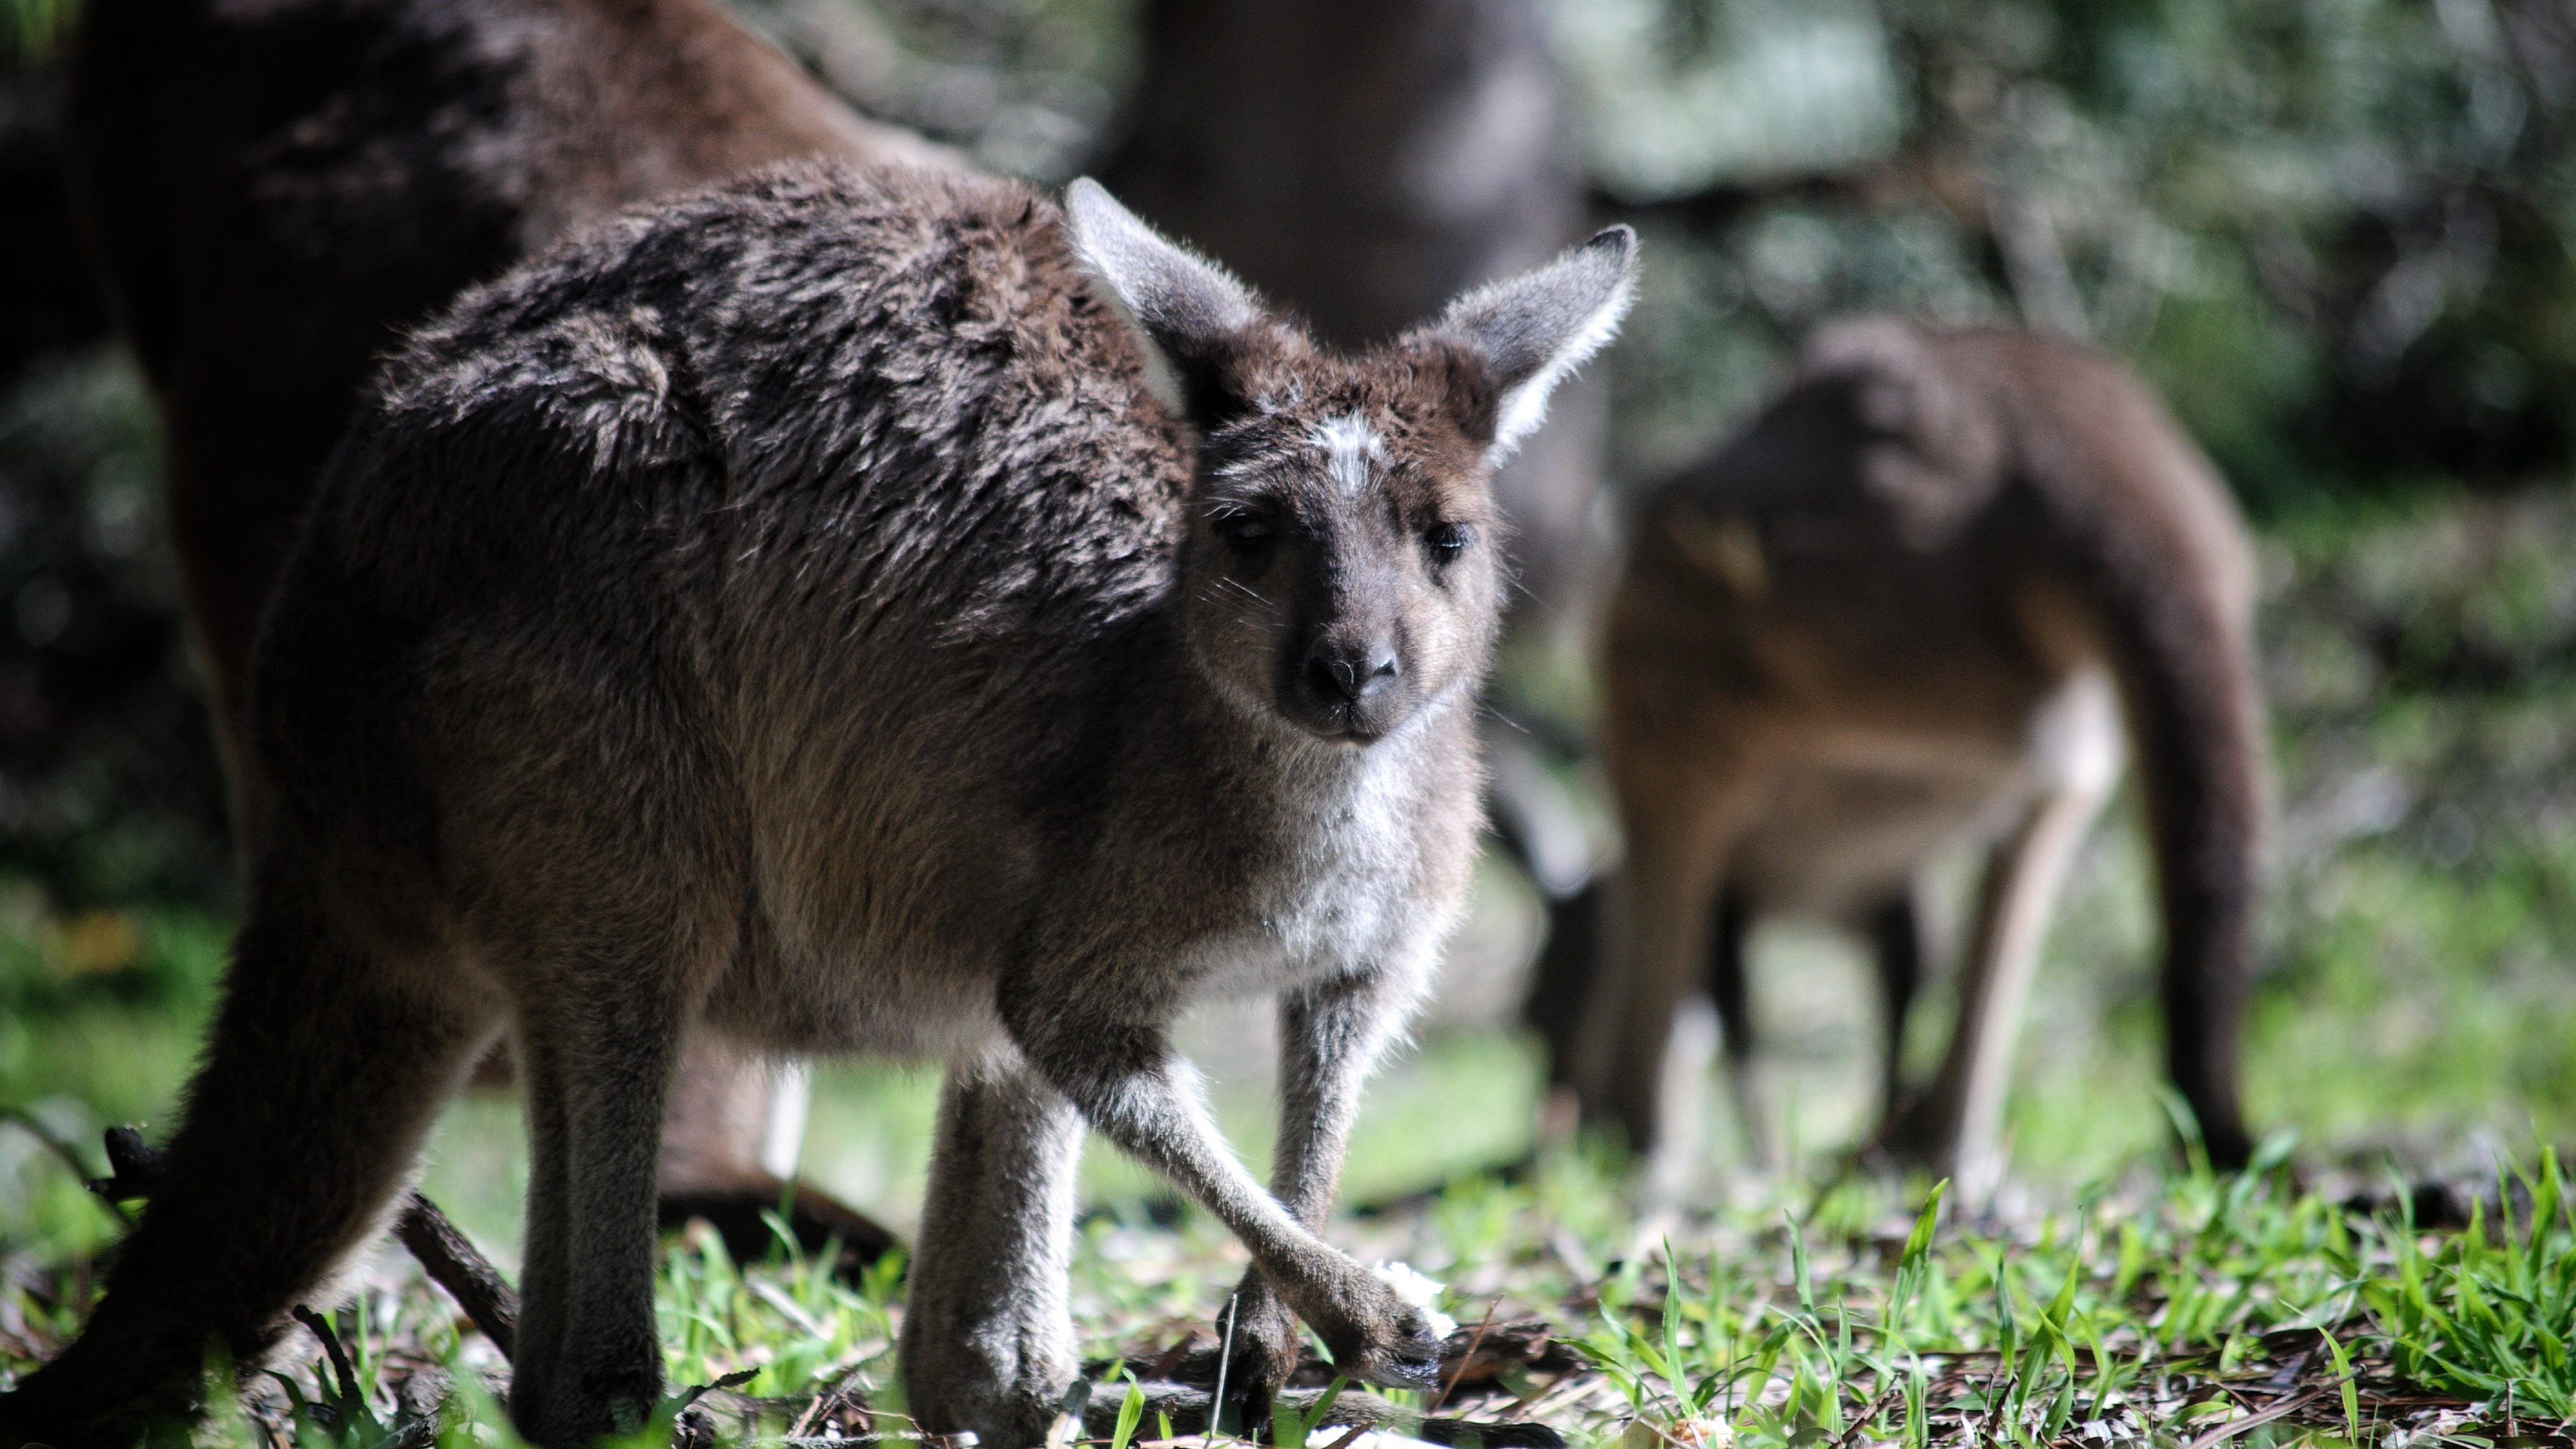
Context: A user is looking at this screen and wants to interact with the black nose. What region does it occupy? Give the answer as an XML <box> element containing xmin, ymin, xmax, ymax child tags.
<box><xmin>1303</xmin><ymin>638</ymin><xmax>1399</xmax><ymax>705</ymax></box>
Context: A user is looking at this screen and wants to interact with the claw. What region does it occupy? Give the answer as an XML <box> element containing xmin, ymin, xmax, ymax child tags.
<box><xmin>1353</xmin><ymin>1318</ymin><xmax>1446</xmax><ymax>1393</ymax></box>
<box><xmin>1364</xmin><ymin>1351</ymin><xmax>1445</xmax><ymax>1393</ymax></box>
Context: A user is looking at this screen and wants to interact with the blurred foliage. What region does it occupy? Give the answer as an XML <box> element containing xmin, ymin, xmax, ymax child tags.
<box><xmin>731</xmin><ymin>0</ymin><xmax>1136</xmax><ymax>181</ymax></box>
<box><xmin>1569</xmin><ymin>0</ymin><xmax>2576</xmax><ymax>508</ymax></box>
<box><xmin>3</xmin><ymin>0</ymin><xmax>73</xmax><ymax>62</ymax></box>
<box><xmin>0</xmin><ymin>356</ymin><xmax>229</xmax><ymax>909</ymax></box>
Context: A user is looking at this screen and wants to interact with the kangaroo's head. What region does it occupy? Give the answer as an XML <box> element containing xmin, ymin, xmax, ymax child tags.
<box><xmin>1066</xmin><ymin>180</ymin><xmax>1637</xmax><ymax>746</ymax></box>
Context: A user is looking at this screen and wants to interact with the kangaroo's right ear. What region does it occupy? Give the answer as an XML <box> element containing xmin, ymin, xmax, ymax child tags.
<box><xmin>1434</xmin><ymin>227</ymin><xmax>1639</xmax><ymax>467</ymax></box>
<box><xmin>1065</xmin><ymin>178</ymin><xmax>1263</xmax><ymax>420</ymax></box>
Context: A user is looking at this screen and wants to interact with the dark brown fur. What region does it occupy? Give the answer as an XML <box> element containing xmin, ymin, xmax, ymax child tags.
<box><xmin>1566</xmin><ymin>320</ymin><xmax>2266</xmax><ymax>1181</ymax></box>
<box><xmin>0</xmin><ymin>164</ymin><xmax>1634</xmax><ymax>1448</ymax></box>
<box><xmin>59</xmin><ymin>0</ymin><xmax>952</xmax><ymax>1263</ymax></box>
<box><xmin>62</xmin><ymin>0</ymin><xmax>946</xmax><ymax>716</ymax></box>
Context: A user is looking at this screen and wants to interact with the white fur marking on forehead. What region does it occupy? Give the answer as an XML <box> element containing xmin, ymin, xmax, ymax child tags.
<box><xmin>1310</xmin><ymin>413</ymin><xmax>1387</xmax><ymax>496</ymax></box>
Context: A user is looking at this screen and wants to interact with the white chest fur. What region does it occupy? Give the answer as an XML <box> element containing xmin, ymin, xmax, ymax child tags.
<box><xmin>1179</xmin><ymin>735</ymin><xmax>1458</xmax><ymax>1003</ymax></box>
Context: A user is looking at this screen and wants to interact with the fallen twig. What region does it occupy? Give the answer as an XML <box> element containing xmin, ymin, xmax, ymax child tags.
<box><xmin>292</xmin><ymin>1305</ymin><xmax>364</xmax><ymax>1405</ymax></box>
<box><xmin>3</xmin><ymin>1108</ymin><xmax>128</xmax><ymax>1224</ymax></box>
<box><xmin>390</xmin><ymin>1189</ymin><xmax>519</xmax><ymax>1358</ymax></box>
<box><xmin>1432</xmin><ymin>1300</ymin><xmax>1501</xmax><ymax>1412</ymax></box>
<box><xmin>88</xmin><ymin>1126</ymin><xmax>521</xmax><ymax>1359</ymax></box>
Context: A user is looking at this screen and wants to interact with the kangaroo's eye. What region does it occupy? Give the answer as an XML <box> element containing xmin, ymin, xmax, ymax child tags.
<box><xmin>1426</xmin><ymin>522</ymin><xmax>1474</xmax><ymax>560</ymax></box>
<box><xmin>1214</xmin><ymin>511</ymin><xmax>1276</xmax><ymax>553</ymax></box>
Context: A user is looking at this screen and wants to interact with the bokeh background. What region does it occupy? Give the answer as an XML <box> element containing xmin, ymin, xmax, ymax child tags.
<box><xmin>5</xmin><ymin>0</ymin><xmax>2576</xmax><ymax>1267</ymax></box>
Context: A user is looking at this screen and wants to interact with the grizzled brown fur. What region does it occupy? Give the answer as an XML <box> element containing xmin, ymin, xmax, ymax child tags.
<box><xmin>1565</xmin><ymin>320</ymin><xmax>2267</xmax><ymax>1182</ymax></box>
<box><xmin>0</xmin><ymin>162</ymin><xmax>1634</xmax><ymax>1448</ymax></box>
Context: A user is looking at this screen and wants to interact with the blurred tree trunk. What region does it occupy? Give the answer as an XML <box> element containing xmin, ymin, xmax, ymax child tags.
<box><xmin>1106</xmin><ymin>0</ymin><xmax>1608</xmax><ymax>914</ymax></box>
<box><xmin>1104</xmin><ymin>0</ymin><xmax>1604</xmax><ymax>663</ymax></box>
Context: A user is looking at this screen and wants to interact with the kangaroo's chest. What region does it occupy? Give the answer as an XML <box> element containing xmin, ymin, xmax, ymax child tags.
<box><xmin>1175</xmin><ymin>760</ymin><xmax>1447</xmax><ymax>1001</ymax></box>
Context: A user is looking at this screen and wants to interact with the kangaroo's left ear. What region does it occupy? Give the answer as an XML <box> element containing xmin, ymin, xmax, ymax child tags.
<box><xmin>1433</xmin><ymin>227</ymin><xmax>1640</xmax><ymax>466</ymax></box>
<box><xmin>1065</xmin><ymin>178</ymin><xmax>1264</xmax><ymax>419</ymax></box>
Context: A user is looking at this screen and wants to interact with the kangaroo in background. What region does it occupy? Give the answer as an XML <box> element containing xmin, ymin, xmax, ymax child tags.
<box><xmin>60</xmin><ymin>0</ymin><xmax>951</xmax><ymax>1267</ymax></box>
<box><xmin>1564</xmin><ymin>320</ymin><xmax>2267</xmax><ymax>1185</ymax></box>
<box><xmin>0</xmin><ymin>164</ymin><xmax>1636</xmax><ymax>1449</ymax></box>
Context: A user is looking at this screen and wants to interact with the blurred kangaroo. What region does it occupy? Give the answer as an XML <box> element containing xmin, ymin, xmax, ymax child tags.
<box><xmin>0</xmin><ymin>166</ymin><xmax>1636</xmax><ymax>1448</ymax></box>
<box><xmin>60</xmin><ymin>0</ymin><xmax>951</xmax><ymax>1265</ymax></box>
<box><xmin>1565</xmin><ymin>320</ymin><xmax>2266</xmax><ymax>1183</ymax></box>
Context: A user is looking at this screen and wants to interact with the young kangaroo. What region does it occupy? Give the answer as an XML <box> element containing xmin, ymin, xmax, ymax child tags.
<box><xmin>61</xmin><ymin>0</ymin><xmax>951</xmax><ymax>1266</ymax></box>
<box><xmin>0</xmin><ymin>164</ymin><xmax>1635</xmax><ymax>1449</ymax></box>
<box><xmin>1570</xmin><ymin>320</ymin><xmax>2266</xmax><ymax>1184</ymax></box>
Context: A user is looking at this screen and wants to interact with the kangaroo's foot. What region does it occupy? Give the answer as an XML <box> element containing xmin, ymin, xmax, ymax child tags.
<box><xmin>1206</xmin><ymin>1277</ymin><xmax>1301</xmax><ymax>1432</ymax></box>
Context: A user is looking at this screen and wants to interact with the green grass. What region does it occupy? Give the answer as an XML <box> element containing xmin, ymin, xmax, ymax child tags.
<box><xmin>10</xmin><ymin>1132</ymin><xmax>2574</xmax><ymax>1446</ymax></box>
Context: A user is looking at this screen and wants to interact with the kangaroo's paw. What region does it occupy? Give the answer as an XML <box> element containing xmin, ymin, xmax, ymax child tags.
<box><xmin>1291</xmin><ymin>1263</ymin><xmax>1446</xmax><ymax>1394</ymax></box>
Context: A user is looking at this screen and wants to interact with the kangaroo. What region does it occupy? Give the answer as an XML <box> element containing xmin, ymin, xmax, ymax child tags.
<box><xmin>60</xmin><ymin>0</ymin><xmax>952</xmax><ymax>1267</ymax></box>
<box><xmin>0</xmin><ymin>164</ymin><xmax>1636</xmax><ymax>1449</ymax></box>
<box><xmin>1566</xmin><ymin>319</ymin><xmax>2267</xmax><ymax>1185</ymax></box>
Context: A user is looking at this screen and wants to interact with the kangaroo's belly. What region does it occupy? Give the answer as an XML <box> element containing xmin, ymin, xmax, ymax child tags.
<box><xmin>704</xmin><ymin>731</ymin><xmax>1471</xmax><ymax>1057</ymax></box>
<box><xmin>1729</xmin><ymin>740</ymin><xmax>2028</xmax><ymax>918</ymax></box>
<box><xmin>1729</xmin><ymin>665</ymin><xmax>2122</xmax><ymax>919</ymax></box>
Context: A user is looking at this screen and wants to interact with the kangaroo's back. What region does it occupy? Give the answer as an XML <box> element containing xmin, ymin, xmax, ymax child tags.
<box><xmin>1611</xmin><ymin>324</ymin><xmax>2252</xmax><ymax>799</ymax></box>
<box><xmin>272</xmin><ymin>163</ymin><xmax>1186</xmax><ymax>835</ymax></box>
<box><xmin>58</xmin><ymin>0</ymin><xmax>955</xmax><ymax>1287</ymax></box>
<box><xmin>62</xmin><ymin>0</ymin><xmax>949</xmax><ymax>727</ymax></box>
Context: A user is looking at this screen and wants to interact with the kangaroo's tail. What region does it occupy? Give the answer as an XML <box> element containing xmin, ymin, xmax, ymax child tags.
<box><xmin>2016</xmin><ymin>343</ymin><xmax>2269</xmax><ymax>1171</ymax></box>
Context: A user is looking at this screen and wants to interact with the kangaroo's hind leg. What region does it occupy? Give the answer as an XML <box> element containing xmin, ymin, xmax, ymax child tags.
<box><xmin>506</xmin><ymin>949</ymin><xmax>701</xmax><ymax>1448</ymax></box>
<box><xmin>1576</xmin><ymin>735</ymin><xmax>1756</xmax><ymax>1173</ymax></box>
<box><xmin>0</xmin><ymin>879</ymin><xmax>501</xmax><ymax>1449</ymax></box>
<box><xmin>1864</xmin><ymin>890</ymin><xmax>1927</xmax><ymax>1122</ymax></box>
<box><xmin>900</xmin><ymin>1045</ymin><xmax>1086</xmax><ymax>1449</ymax></box>
<box><xmin>1703</xmin><ymin>888</ymin><xmax>1767</xmax><ymax>1163</ymax></box>
<box><xmin>1884</xmin><ymin>671</ymin><xmax>2121</xmax><ymax>1190</ymax></box>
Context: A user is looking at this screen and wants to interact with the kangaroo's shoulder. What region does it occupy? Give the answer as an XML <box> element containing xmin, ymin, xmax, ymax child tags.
<box><xmin>1910</xmin><ymin>324</ymin><xmax>2255</xmax><ymax>604</ymax></box>
<box><xmin>1654</xmin><ymin>319</ymin><xmax>2241</xmax><ymax>559</ymax></box>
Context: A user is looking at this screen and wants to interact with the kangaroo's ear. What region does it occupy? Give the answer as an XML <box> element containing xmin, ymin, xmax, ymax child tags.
<box><xmin>1434</xmin><ymin>226</ymin><xmax>1639</xmax><ymax>466</ymax></box>
<box><xmin>1065</xmin><ymin>178</ymin><xmax>1263</xmax><ymax>419</ymax></box>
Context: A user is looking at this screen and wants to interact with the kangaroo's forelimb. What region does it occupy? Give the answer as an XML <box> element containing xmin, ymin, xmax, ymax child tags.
<box><xmin>1001</xmin><ymin>963</ymin><xmax>1446</xmax><ymax>1399</ymax></box>
<box><xmin>1212</xmin><ymin>965</ymin><xmax>1432</xmax><ymax>1424</ymax></box>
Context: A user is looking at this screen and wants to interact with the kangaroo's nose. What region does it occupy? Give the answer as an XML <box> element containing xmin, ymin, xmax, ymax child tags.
<box><xmin>1303</xmin><ymin>637</ymin><xmax>1399</xmax><ymax>705</ymax></box>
